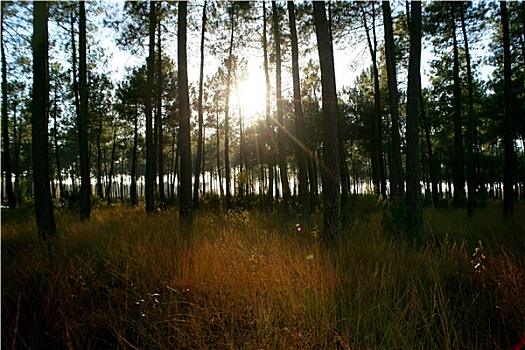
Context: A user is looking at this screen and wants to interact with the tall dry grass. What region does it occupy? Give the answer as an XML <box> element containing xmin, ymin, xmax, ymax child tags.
<box><xmin>2</xmin><ymin>201</ymin><xmax>524</xmax><ymax>349</ymax></box>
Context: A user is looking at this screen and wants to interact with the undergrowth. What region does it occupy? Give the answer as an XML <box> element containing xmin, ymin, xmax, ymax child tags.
<box><xmin>2</xmin><ymin>201</ymin><xmax>524</xmax><ymax>349</ymax></box>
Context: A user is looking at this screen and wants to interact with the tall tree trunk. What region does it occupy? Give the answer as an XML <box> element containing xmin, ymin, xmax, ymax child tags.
<box><xmin>288</xmin><ymin>1</ymin><xmax>309</xmax><ymax>218</ymax></box>
<box><xmin>313</xmin><ymin>1</ymin><xmax>341</xmax><ymax>243</ymax></box>
<box><xmin>263</xmin><ymin>0</ymin><xmax>274</xmax><ymax>209</ymax></box>
<box><xmin>13</xmin><ymin>105</ymin><xmax>22</xmax><ymax>199</ymax></box>
<box><xmin>107</xmin><ymin>124</ymin><xmax>117</xmax><ymax>205</ymax></box>
<box><xmin>194</xmin><ymin>1</ymin><xmax>207</xmax><ymax>210</ymax></box>
<box><xmin>52</xmin><ymin>83</ymin><xmax>64</xmax><ymax>201</ymax></box>
<box><xmin>32</xmin><ymin>1</ymin><xmax>56</xmax><ymax>240</ymax></box>
<box><xmin>145</xmin><ymin>0</ymin><xmax>156</xmax><ymax>213</ymax></box>
<box><xmin>96</xmin><ymin>113</ymin><xmax>104</xmax><ymax>199</ymax></box>
<box><xmin>405</xmin><ymin>0</ymin><xmax>423</xmax><ymax>237</ymax></box>
<box><xmin>272</xmin><ymin>1</ymin><xmax>291</xmax><ymax>212</ymax></box>
<box><xmin>422</xmin><ymin>96</ymin><xmax>440</xmax><ymax>209</ymax></box>
<box><xmin>330</xmin><ymin>3</ymin><xmax>350</xmax><ymax>209</ymax></box>
<box><xmin>224</xmin><ymin>9</ymin><xmax>235</xmax><ymax>211</ymax></box>
<box><xmin>130</xmin><ymin>107</ymin><xmax>138</xmax><ymax>205</ymax></box>
<box><xmin>1</xmin><ymin>3</ymin><xmax>16</xmax><ymax>209</ymax></box>
<box><xmin>362</xmin><ymin>4</ymin><xmax>384</xmax><ymax>198</ymax></box>
<box><xmin>178</xmin><ymin>1</ymin><xmax>193</xmax><ymax>228</ymax></box>
<box><xmin>459</xmin><ymin>2</ymin><xmax>476</xmax><ymax>215</ymax></box>
<box><xmin>382</xmin><ymin>0</ymin><xmax>404</xmax><ymax>201</ymax></box>
<box><xmin>215</xmin><ymin>105</ymin><xmax>224</xmax><ymax>197</ymax></box>
<box><xmin>501</xmin><ymin>0</ymin><xmax>515</xmax><ymax>217</ymax></box>
<box><xmin>157</xmin><ymin>14</ymin><xmax>165</xmax><ymax>209</ymax></box>
<box><xmin>78</xmin><ymin>0</ymin><xmax>91</xmax><ymax>220</ymax></box>
<box><xmin>451</xmin><ymin>4</ymin><xmax>465</xmax><ymax>207</ymax></box>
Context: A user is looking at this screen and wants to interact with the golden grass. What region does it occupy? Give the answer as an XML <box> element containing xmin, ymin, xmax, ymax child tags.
<box><xmin>2</xmin><ymin>201</ymin><xmax>524</xmax><ymax>349</ymax></box>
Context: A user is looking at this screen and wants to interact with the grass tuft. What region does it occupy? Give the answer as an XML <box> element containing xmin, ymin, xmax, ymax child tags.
<box><xmin>2</xmin><ymin>202</ymin><xmax>524</xmax><ymax>349</ymax></box>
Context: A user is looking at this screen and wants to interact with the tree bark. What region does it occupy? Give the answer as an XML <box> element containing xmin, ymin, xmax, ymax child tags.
<box><xmin>1</xmin><ymin>2</ymin><xmax>16</xmax><ymax>209</ymax></box>
<box><xmin>52</xmin><ymin>81</ymin><xmax>64</xmax><ymax>201</ymax></box>
<box><xmin>224</xmin><ymin>7</ymin><xmax>235</xmax><ymax>211</ymax></box>
<box><xmin>145</xmin><ymin>0</ymin><xmax>156</xmax><ymax>213</ymax></box>
<box><xmin>422</xmin><ymin>96</ymin><xmax>440</xmax><ymax>209</ymax></box>
<box><xmin>272</xmin><ymin>1</ymin><xmax>292</xmax><ymax>212</ymax></box>
<box><xmin>194</xmin><ymin>1</ymin><xmax>207</xmax><ymax>210</ymax></box>
<box><xmin>130</xmin><ymin>107</ymin><xmax>138</xmax><ymax>205</ymax></box>
<box><xmin>405</xmin><ymin>0</ymin><xmax>423</xmax><ymax>237</ymax></box>
<box><xmin>362</xmin><ymin>3</ymin><xmax>384</xmax><ymax>198</ymax></box>
<box><xmin>32</xmin><ymin>1</ymin><xmax>56</xmax><ymax>240</ymax></box>
<box><xmin>313</xmin><ymin>1</ymin><xmax>341</xmax><ymax>243</ymax></box>
<box><xmin>263</xmin><ymin>0</ymin><xmax>274</xmax><ymax>209</ymax></box>
<box><xmin>501</xmin><ymin>0</ymin><xmax>515</xmax><ymax>217</ymax></box>
<box><xmin>78</xmin><ymin>0</ymin><xmax>91</xmax><ymax>220</ymax></box>
<box><xmin>288</xmin><ymin>1</ymin><xmax>309</xmax><ymax>218</ymax></box>
<box><xmin>96</xmin><ymin>112</ymin><xmax>104</xmax><ymax>199</ymax></box>
<box><xmin>459</xmin><ymin>2</ymin><xmax>476</xmax><ymax>215</ymax></box>
<box><xmin>107</xmin><ymin>125</ymin><xmax>117</xmax><ymax>205</ymax></box>
<box><xmin>451</xmin><ymin>4</ymin><xmax>465</xmax><ymax>207</ymax></box>
<box><xmin>178</xmin><ymin>1</ymin><xmax>193</xmax><ymax>228</ymax></box>
<box><xmin>157</xmin><ymin>13</ymin><xmax>165</xmax><ymax>209</ymax></box>
<box><xmin>382</xmin><ymin>1</ymin><xmax>404</xmax><ymax>202</ymax></box>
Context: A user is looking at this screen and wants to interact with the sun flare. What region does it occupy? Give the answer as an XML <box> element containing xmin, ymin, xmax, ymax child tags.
<box><xmin>234</xmin><ymin>68</ymin><xmax>267</xmax><ymax>127</ymax></box>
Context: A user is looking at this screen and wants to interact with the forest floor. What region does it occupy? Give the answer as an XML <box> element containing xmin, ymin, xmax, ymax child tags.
<box><xmin>2</xmin><ymin>199</ymin><xmax>525</xmax><ymax>349</ymax></box>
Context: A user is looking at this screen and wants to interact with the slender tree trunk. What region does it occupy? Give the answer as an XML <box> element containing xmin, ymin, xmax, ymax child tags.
<box><xmin>451</xmin><ymin>4</ymin><xmax>465</xmax><ymax>207</ymax></box>
<box><xmin>501</xmin><ymin>0</ymin><xmax>515</xmax><ymax>217</ymax></box>
<box><xmin>120</xmin><ymin>149</ymin><xmax>124</xmax><ymax>203</ymax></box>
<box><xmin>145</xmin><ymin>0</ymin><xmax>156</xmax><ymax>213</ymax></box>
<box><xmin>263</xmin><ymin>0</ymin><xmax>274</xmax><ymax>209</ymax></box>
<box><xmin>272</xmin><ymin>1</ymin><xmax>292</xmax><ymax>212</ymax></box>
<box><xmin>215</xmin><ymin>104</ymin><xmax>224</xmax><ymax>197</ymax></box>
<box><xmin>13</xmin><ymin>105</ymin><xmax>22</xmax><ymax>199</ymax></box>
<box><xmin>313</xmin><ymin>1</ymin><xmax>341</xmax><ymax>243</ymax></box>
<box><xmin>224</xmin><ymin>9</ymin><xmax>235</xmax><ymax>211</ymax></box>
<box><xmin>288</xmin><ymin>1</ymin><xmax>309</xmax><ymax>218</ymax></box>
<box><xmin>107</xmin><ymin>125</ymin><xmax>117</xmax><ymax>205</ymax></box>
<box><xmin>130</xmin><ymin>108</ymin><xmax>138</xmax><ymax>205</ymax></box>
<box><xmin>382</xmin><ymin>0</ymin><xmax>404</xmax><ymax>201</ymax></box>
<box><xmin>52</xmin><ymin>84</ymin><xmax>64</xmax><ymax>201</ymax></box>
<box><xmin>157</xmin><ymin>14</ymin><xmax>165</xmax><ymax>209</ymax></box>
<box><xmin>422</xmin><ymin>96</ymin><xmax>440</xmax><ymax>209</ymax></box>
<box><xmin>1</xmin><ymin>4</ymin><xmax>16</xmax><ymax>208</ymax></box>
<box><xmin>459</xmin><ymin>2</ymin><xmax>476</xmax><ymax>215</ymax></box>
<box><xmin>194</xmin><ymin>1</ymin><xmax>207</xmax><ymax>210</ymax></box>
<box><xmin>330</xmin><ymin>3</ymin><xmax>349</xmax><ymax>209</ymax></box>
<box><xmin>96</xmin><ymin>113</ymin><xmax>104</xmax><ymax>199</ymax></box>
<box><xmin>178</xmin><ymin>1</ymin><xmax>193</xmax><ymax>228</ymax></box>
<box><xmin>32</xmin><ymin>1</ymin><xmax>56</xmax><ymax>240</ymax></box>
<box><xmin>362</xmin><ymin>4</ymin><xmax>384</xmax><ymax>198</ymax></box>
<box><xmin>405</xmin><ymin>0</ymin><xmax>423</xmax><ymax>237</ymax></box>
<box><xmin>78</xmin><ymin>0</ymin><xmax>91</xmax><ymax>220</ymax></box>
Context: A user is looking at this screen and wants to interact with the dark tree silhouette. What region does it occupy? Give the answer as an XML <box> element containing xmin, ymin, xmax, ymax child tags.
<box><xmin>288</xmin><ymin>0</ymin><xmax>309</xmax><ymax>218</ymax></box>
<box><xmin>451</xmin><ymin>3</ymin><xmax>466</xmax><ymax>207</ymax></box>
<box><xmin>382</xmin><ymin>0</ymin><xmax>404</xmax><ymax>202</ymax></box>
<box><xmin>313</xmin><ymin>1</ymin><xmax>341</xmax><ymax>243</ymax></box>
<box><xmin>32</xmin><ymin>1</ymin><xmax>56</xmax><ymax>240</ymax></box>
<box><xmin>405</xmin><ymin>1</ymin><xmax>423</xmax><ymax>237</ymax></box>
<box><xmin>272</xmin><ymin>1</ymin><xmax>291</xmax><ymax>212</ymax></box>
<box><xmin>178</xmin><ymin>1</ymin><xmax>193</xmax><ymax>229</ymax></box>
<box><xmin>1</xmin><ymin>1</ymin><xmax>16</xmax><ymax>209</ymax></box>
<box><xmin>145</xmin><ymin>1</ymin><xmax>156</xmax><ymax>213</ymax></box>
<box><xmin>78</xmin><ymin>0</ymin><xmax>91</xmax><ymax>220</ymax></box>
<box><xmin>262</xmin><ymin>0</ymin><xmax>274</xmax><ymax>209</ymax></box>
<box><xmin>501</xmin><ymin>0</ymin><xmax>515</xmax><ymax>217</ymax></box>
<box><xmin>194</xmin><ymin>1</ymin><xmax>207</xmax><ymax>210</ymax></box>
